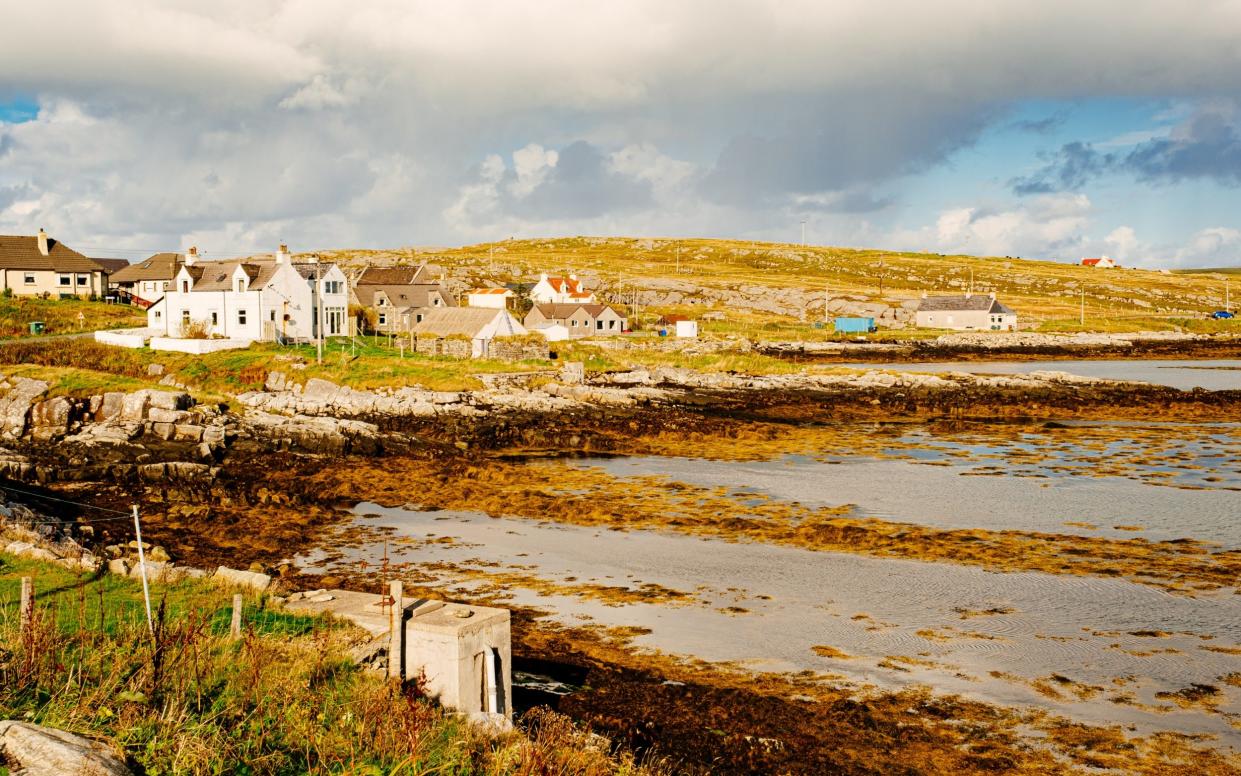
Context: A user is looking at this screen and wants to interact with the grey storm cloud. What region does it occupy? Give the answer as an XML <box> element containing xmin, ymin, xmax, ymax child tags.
<box><xmin>3</xmin><ymin>1</ymin><xmax>1241</xmax><ymax>257</ymax></box>
<box><xmin>1013</xmin><ymin>106</ymin><xmax>1241</xmax><ymax>195</ymax></box>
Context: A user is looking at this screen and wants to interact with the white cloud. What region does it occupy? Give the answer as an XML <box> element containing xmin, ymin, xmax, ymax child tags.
<box><xmin>1174</xmin><ymin>227</ymin><xmax>1241</xmax><ymax>266</ymax></box>
<box><xmin>889</xmin><ymin>194</ymin><xmax>1094</xmax><ymax>259</ymax></box>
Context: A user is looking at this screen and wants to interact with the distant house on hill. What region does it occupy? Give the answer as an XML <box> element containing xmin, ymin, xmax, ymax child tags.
<box><xmin>466</xmin><ymin>287</ymin><xmax>514</xmax><ymax>309</ymax></box>
<box><xmin>108</xmin><ymin>249</ymin><xmax>191</xmax><ymax>307</ymax></box>
<box><xmin>529</xmin><ymin>273</ymin><xmax>596</xmax><ymax>305</ymax></box>
<box><xmin>1081</xmin><ymin>257</ymin><xmax>1117</xmax><ymax>268</ymax></box>
<box><xmin>0</xmin><ymin>229</ymin><xmax>110</xmax><ymax>297</ymax></box>
<box><xmin>352</xmin><ymin>264</ymin><xmax>455</xmax><ymax>334</ymax></box>
<box><xmin>524</xmin><ymin>303</ymin><xmax>626</xmax><ymax>337</ymax></box>
<box><xmin>412</xmin><ymin>307</ymin><xmax>527</xmax><ymax>358</ymax></box>
<box><xmin>914</xmin><ymin>293</ymin><xmax>1017</xmax><ymax>331</ymax></box>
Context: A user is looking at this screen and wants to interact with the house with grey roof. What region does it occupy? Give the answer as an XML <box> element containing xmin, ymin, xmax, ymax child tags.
<box><xmin>351</xmin><ymin>264</ymin><xmax>456</xmax><ymax>334</ymax></box>
<box><xmin>108</xmin><ymin>249</ymin><xmax>192</xmax><ymax>307</ymax></box>
<box><xmin>914</xmin><ymin>293</ymin><xmax>1018</xmax><ymax>331</ymax></box>
<box><xmin>147</xmin><ymin>245</ymin><xmax>350</xmax><ymax>342</ymax></box>
<box><xmin>523</xmin><ymin>302</ymin><xmax>627</xmax><ymax>337</ymax></box>
<box><xmin>0</xmin><ymin>229</ymin><xmax>110</xmax><ymax>297</ymax></box>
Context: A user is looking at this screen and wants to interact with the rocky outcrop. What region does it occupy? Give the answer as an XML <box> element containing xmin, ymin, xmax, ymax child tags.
<box><xmin>0</xmin><ymin>376</ymin><xmax>50</xmax><ymax>439</ymax></box>
<box><xmin>0</xmin><ymin>721</ymin><xmax>131</xmax><ymax>776</ymax></box>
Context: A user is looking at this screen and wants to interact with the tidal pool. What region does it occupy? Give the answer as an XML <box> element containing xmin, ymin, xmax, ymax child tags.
<box><xmin>835</xmin><ymin>358</ymin><xmax>1241</xmax><ymax>391</ymax></box>
<box><xmin>301</xmin><ymin>504</ymin><xmax>1241</xmax><ymax>744</ymax></box>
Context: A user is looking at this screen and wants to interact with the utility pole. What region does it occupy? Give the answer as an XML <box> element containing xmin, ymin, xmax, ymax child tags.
<box><xmin>314</xmin><ymin>257</ymin><xmax>324</xmax><ymax>365</ymax></box>
<box><xmin>132</xmin><ymin>505</ymin><xmax>154</xmax><ymax>637</ymax></box>
<box><xmin>676</xmin><ymin>244</ymin><xmax>681</xmax><ymax>274</ymax></box>
<box><xmin>1080</xmin><ymin>288</ymin><xmax>1085</xmax><ymax>326</ymax></box>
<box><xmin>800</xmin><ymin>220</ymin><xmax>807</xmax><ymax>247</ymax></box>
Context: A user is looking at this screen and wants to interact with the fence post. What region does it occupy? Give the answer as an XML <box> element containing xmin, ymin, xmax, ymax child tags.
<box><xmin>20</xmin><ymin>576</ymin><xmax>32</xmax><ymax>630</ymax></box>
<box><xmin>388</xmin><ymin>580</ymin><xmax>403</xmax><ymax>680</ymax></box>
<box><xmin>230</xmin><ymin>594</ymin><xmax>243</xmax><ymax>640</ymax></box>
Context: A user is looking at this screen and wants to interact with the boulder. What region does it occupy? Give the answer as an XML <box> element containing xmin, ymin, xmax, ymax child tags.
<box><xmin>28</xmin><ymin>397</ymin><xmax>75</xmax><ymax>440</ymax></box>
<box><xmin>0</xmin><ymin>377</ymin><xmax>49</xmax><ymax>439</ymax></box>
<box><xmin>0</xmin><ymin>721</ymin><xmax>131</xmax><ymax>776</ymax></box>
<box><xmin>214</xmin><ymin>565</ymin><xmax>272</xmax><ymax>591</ymax></box>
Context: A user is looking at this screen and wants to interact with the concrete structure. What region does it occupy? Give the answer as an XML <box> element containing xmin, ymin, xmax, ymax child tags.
<box><xmin>94</xmin><ymin>329</ymin><xmax>155</xmax><ymax>348</ymax></box>
<box><xmin>529</xmin><ymin>273</ymin><xmax>596</xmax><ymax>305</ymax></box>
<box><xmin>1081</xmin><ymin>257</ymin><xmax>1117</xmax><ymax>268</ymax></box>
<box><xmin>524</xmin><ymin>303</ymin><xmax>627</xmax><ymax>337</ymax></box>
<box><xmin>147</xmin><ymin>246</ymin><xmax>349</xmax><ymax>342</ymax></box>
<box><xmin>914</xmin><ymin>293</ymin><xmax>1018</xmax><ymax>331</ymax></box>
<box><xmin>286</xmin><ymin>589</ymin><xmax>511</xmax><ymax>722</ymax></box>
<box><xmin>0</xmin><ymin>230</ymin><xmax>109</xmax><ymax>297</ymax></box>
<box><xmin>109</xmin><ymin>250</ymin><xmax>188</xmax><ymax>307</ymax></box>
<box><xmin>352</xmin><ymin>265</ymin><xmax>455</xmax><ymax>335</ymax></box>
<box><xmin>466</xmin><ymin>288</ymin><xmax>514</xmax><ymax>309</ymax></box>
<box><xmin>529</xmin><ymin>322</ymin><xmax>570</xmax><ymax>342</ymax></box>
<box><xmin>412</xmin><ymin>307</ymin><xmax>527</xmax><ymax>358</ymax></box>
<box><xmin>834</xmin><ymin>316</ymin><xmax>876</xmax><ymax>334</ymax></box>
<box><xmin>657</xmin><ymin>314</ymin><xmax>698</xmax><ymax>338</ymax></box>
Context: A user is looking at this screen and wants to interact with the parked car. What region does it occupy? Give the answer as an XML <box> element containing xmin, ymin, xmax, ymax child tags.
<box><xmin>1210</xmin><ymin>310</ymin><xmax>1235</xmax><ymax>319</ymax></box>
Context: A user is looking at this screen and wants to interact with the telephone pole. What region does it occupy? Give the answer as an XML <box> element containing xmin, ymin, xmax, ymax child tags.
<box><xmin>1080</xmin><ymin>288</ymin><xmax>1085</xmax><ymax>326</ymax></box>
<box><xmin>314</xmin><ymin>257</ymin><xmax>324</xmax><ymax>365</ymax></box>
<box><xmin>800</xmin><ymin>220</ymin><xmax>807</xmax><ymax>247</ymax></box>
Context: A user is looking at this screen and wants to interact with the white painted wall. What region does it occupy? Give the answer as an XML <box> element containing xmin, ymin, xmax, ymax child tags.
<box><xmin>675</xmin><ymin>320</ymin><xmax>698</xmax><ymax>338</ymax></box>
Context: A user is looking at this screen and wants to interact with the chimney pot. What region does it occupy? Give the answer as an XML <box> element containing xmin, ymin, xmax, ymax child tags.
<box><xmin>36</xmin><ymin>228</ymin><xmax>49</xmax><ymax>256</ymax></box>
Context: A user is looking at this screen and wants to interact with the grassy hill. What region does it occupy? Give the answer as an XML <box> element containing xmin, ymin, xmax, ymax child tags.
<box><xmin>317</xmin><ymin>237</ymin><xmax>1239</xmax><ymax>334</ymax></box>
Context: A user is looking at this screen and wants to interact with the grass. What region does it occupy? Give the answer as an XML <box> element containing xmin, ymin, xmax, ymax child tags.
<box><xmin>0</xmin><ymin>296</ymin><xmax>144</xmax><ymax>338</ymax></box>
<box><xmin>0</xmin><ymin>552</ymin><xmax>660</xmax><ymax>774</ymax></box>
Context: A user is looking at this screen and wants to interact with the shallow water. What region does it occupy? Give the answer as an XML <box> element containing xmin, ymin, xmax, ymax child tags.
<box><xmin>302</xmin><ymin>504</ymin><xmax>1241</xmax><ymax>744</ymax></box>
<box><xmin>836</xmin><ymin>358</ymin><xmax>1241</xmax><ymax>390</ymax></box>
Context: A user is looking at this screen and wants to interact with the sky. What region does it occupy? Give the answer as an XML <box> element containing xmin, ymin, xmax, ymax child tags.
<box><xmin>3</xmin><ymin>2</ymin><xmax>1241</xmax><ymax>268</ymax></box>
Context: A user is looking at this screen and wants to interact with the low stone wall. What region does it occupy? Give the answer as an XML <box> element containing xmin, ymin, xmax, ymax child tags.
<box><xmin>149</xmin><ymin>337</ymin><xmax>254</xmax><ymax>354</ymax></box>
<box><xmin>94</xmin><ymin>329</ymin><xmax>151</xmax><ymax>348</ymax></box>
<box><xmin>490</xmin><ymin>337</ymin><xmax>550</xmax><ymax>361</ymax></box>
<box><xmin>414</xmin><ymin>336</ymin><xmax>472</xmax><ymax>358</ymax></box>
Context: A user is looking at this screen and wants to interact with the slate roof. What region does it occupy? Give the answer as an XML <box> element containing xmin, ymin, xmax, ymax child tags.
<box><xmin>356</xmin><ymin>265</ymin><xmax>433</xmax><ymax>286</ymax></box>
<box><xmin>916</xmin><ymin>295</ymin><xmax>1015</xmax><ymax>314</ymax></box>
<box><xmin>412</xmin><ymin>307</ymin><xmax>510</xmax><ymax>338</ymax></box>
<box><xmin>291</xmin><ymin>261</ymin><xmax>341</xmax><ymax>280</ymax></box>
<box><xmin>182</xmin><ymin>260</ymin><xmax>280</xmax><ymax>292</ymax></box>
<box><xmin>0</xmin><ymin>234</ymin><xmax>104</xmax><ymax>272</ymax></box>
<box><xmin>531</xmin><ymin>303</ymin><xmax>622</xmax><ymax>319</ymax></box>
<box><xmin>93</xmin><ymin>258</ymin><xmax>131</xmax><ymax>274</ymax></box>
<box><xmin>356</xmin><ymin>283</ymin><xmax>455</xmax><ymax>310</ymax></box>
<box><xmin>109</xmin><ymin>252</ymin><xmax>182</xmax><ymax>283</ymax></box>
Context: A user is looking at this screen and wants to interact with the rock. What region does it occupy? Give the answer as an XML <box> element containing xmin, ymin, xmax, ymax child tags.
<box><xmin>214</xmin><ymin>566</ymin><xmax>272</xmax><ymax>592</ymax></box>
<box><xmin>559</xmin><ymin>361</ymin><xmax>585</xmax><ymax>385</ymax></box>
<box><xmin>147</xmin><ymin>363</ymin><xmax>165</xmax><ymax>377</ymax></box>
<box><xmin>264</xmin><ymin>371</ymin><xmax>288</xmax><ymax>392</ymax></box>
<box><xmin>148</xmin><ymin>546</ymin><xmax>170</xmax><ymax>563</ymax></box>
<box><xmin>150</xmin><ymin>422</ymin><xmax>175</xmax><ymax>440</ymax></box>
<box><xmin>201</xmin><ymin>426</ymin><xmax>226</xmax><ymax>444</ymax></box>
<box><xmin>0</xmin><ymin>376</ymin><xmax>49</xmax><ymax>438</ymax></box>
<box><xmin>107</xmin><ymin>557</ymin><xmax>130</xmax><ymax>576</ymax></box>
<box><xmin>173</xmin><ymin>423</ymin><xmax>204</xmax><ymax>442</ymax></box>
<box><xmin>29</xmin><ymin>396</ymin><xmax>75</xmax><ymax>440</ymax></box>
<box><xmin>0</xmin><ymin>720</ymin><xmax>131</xmax><ymax>776</ymax></box>
<box><xmin>147</xmin><ymin>407</ymin><xmax>187</xmax><ymax>424</ymax></box>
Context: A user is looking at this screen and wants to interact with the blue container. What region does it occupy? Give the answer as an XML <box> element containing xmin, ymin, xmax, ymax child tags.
<box><xmin>834</xmin><ymin>317</ymin><xmax>875</xmax><ymax>334</ymax></box>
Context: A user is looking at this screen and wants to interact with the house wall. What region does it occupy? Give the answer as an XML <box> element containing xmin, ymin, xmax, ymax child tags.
<box><xmin>304</xmin><ymin>265</ymin><xmax>350</xmax><ymax>338</ymax></box>
<box><xmin>916</xmin><ymin>309</ymin><xmax>1013</xmax><ymax>331</ymax></box>
<box><xmin>490</xmin><ymin>337</ymin><xmax>550</xmax><ymax>361</ymax></box>
<box><xmin>467</xmin><ymin>292</ymin><xmax>510</xmax><ymax>309</ymax></box>
<box><xmin>153</xmin><ymin>263</ymin><xmax>317</xmax><ymax>340</ymax></box>
<box><xmin>414</xmin><ymin>336</ymin><xmax>472</xmax><ymax>358</ymax></box>
<box><xmin>1</xmin><ymin>268</ymin><xmax>105</xmax><ymax>297</ymax></box>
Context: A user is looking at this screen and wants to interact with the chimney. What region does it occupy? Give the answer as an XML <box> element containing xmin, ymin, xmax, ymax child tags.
<box><xmin>569</xmin><ymin>272</ymin><xmax>577</xmax><ymax>281</ymax></box>
<box><xmin>276</xmin><ymin>243</ymin><xmax>290</xmax><ymax>264</ymax></box>
<box><xmin>989</xmin><ymin>291</ymin><xmax>996</xmax><ymax>299</ymax></box>
<box><xmin>185</xmin><ymin>246</ymin><xmax>198</xmax><ymax>266</ymax></box>
<box><xmin>539</xmin><ymin>272</ymin><xmax>548</xmax><ymax>282</ymax></box>
<box><xmin>36</xmin><ymin>228</ymin><xmax>49</xmax><ymax>256</ymax></box>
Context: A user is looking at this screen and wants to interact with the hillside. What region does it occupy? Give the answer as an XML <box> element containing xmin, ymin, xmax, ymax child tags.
<box><xmin>316</xmin><ymin>237</ymin><xmax>1239</xmax><ymax>333</ymax></box>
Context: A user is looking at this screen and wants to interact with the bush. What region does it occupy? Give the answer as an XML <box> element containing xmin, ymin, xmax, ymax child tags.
<box><xmin>179</xmin><ymin>318</ymin><xmax>211</xmax><ymax>339</ymax></box>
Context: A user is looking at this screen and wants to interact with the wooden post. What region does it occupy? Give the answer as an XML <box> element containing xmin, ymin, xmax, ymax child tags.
<box><xmin>388</xmin><ymin>580</ymin><xmax>403</xmax><ymax>680</ymax></box>
<box><xmin>230</xmin><ymin>594</ymin><xmax>243</xmax><ymax>640</ymax></box>
<box><xmin>19</xmin><ymin>576</ymin><xmax>32</xmax><ymax>631</ymax></box>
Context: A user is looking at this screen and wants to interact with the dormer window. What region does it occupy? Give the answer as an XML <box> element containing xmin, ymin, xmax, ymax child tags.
<box><xmin>181</xmin><ymin>280</ymin><xmax>189</xmax><ymax>293</ymax></box>
<box><xmin>236</xmin><ymin>278</ymin><xmax>245</xmax><ymax>293</ymax></box>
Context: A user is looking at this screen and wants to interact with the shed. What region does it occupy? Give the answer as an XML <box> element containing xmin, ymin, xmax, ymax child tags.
<box><xmin>674</xmin><ymin>319</ymin><xmax>698</xmax><ymax>338</ymax></box>
<box><xmin>834</xmin><ymin>317</ymin><xmax>876</xmax><ymax>334</ymax></box>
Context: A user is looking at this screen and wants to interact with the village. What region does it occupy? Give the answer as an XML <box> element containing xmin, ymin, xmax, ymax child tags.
<box><xmin>0</xmin><ymin>227</ymin><xmax>1143</xmax><ymax>363</ymax></box>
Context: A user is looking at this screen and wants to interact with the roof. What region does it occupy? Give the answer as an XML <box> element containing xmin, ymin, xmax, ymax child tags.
<box><xmin>468</xmin><ymin>288</ymin><xmax>512</xmax><ymax>295</ymax></box>
<box><xmin>356</xmin><ymin>283</ymin><xmax>455</xmax><ymax>310</ymax></box>
<box><xmin>356</xmin><ymin>265</ymin><xmax>433</xmax><ymax>286</ymax></box>
<box><xmin>290</xmin><ymin>261</ymin><xmax>341</xmax><ymax>280</ymax></box>
<box><xmin>109</xmin><ymin>252</ymin><xmax>182</xmax><ymax>283</ymax></box>
<box><xmin>181</xmin><ymin>260</ymin><xmax>280</xmax><ymax>292</ymax></box>
<box><xmin>657</xmin><ymin>314</ymin><xmax>690</xmax><ymax>324</ymax></box>
<box><xmin>0</xmin><ymin>234</ymin><xmax>104</xmax><ymax>272</ymax></box>
<box><xmin>1081</xmin><ymin>258</ymin><xmax>1105</xmax><ymax>266</ymax></box>
<box><xmin>412</xmin><ymin>307</ymin><xmax>511</xmax><ymax>338</ymax></box>
<box><xmin>916</xmin><ymin>295</ymin><xmax>1015</xmax><ymax>314</ymax></box>
<box><xmin>543</xmin><ymin>275</ymin><xmax>590</xmax><ymax>294</ymax></box>
<box><xmin>530</xmin><ymin>303</ymin><xmax>621</xmax><ymax>319</ymax></box>
<box><xmin>93</xmin><ymin>258</ymin><xmax>130</xmax><ymax>274</ymax></box>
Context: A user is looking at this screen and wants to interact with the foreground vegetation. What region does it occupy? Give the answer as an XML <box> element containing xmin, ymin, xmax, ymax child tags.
<box><xmin>0</xmin><ymin>553</ymin><xmax>658</xmax><ymax>774</ymax></box>
<box><xmin>0</xmin><ymin>296</ymin><xmax>144</xmax><ymax>339</ymax></box>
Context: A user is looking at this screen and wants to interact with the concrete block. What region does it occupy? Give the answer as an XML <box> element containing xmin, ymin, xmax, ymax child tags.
<box><xmin>213</xmin><ymin>566</ymin><xmax>272</xmax><ymax>592</ymax></box>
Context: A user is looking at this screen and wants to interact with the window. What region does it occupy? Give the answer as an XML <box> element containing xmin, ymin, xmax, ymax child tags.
<box><xmin>270</xmin><ymin>311</ymin><xmax>276</xmax><ymax>321</ymax></box>
<box><xmin>181</xmin><ymin>280</ymin><xmax>189</xmax><ymax>293</ymax></box>
<box><xmin>59</xmin><ymin>275</ymin><xmax>71</xmax><ymax>287</ymax></box>
<box><xmin>211</xmin><ymin>312</ymin><xmax>218</xmax><ymax>326</ymax></box>
<box><xmin>237</xmin><ymin>309</ymin><xmax>247</xmax><ymax>325</ymax></box>
<box><xmin>596</xmin><ymin>320</ymin><xmax>604</xmax><ymax>330</ymax></box>
<box><xmin>154</xmin><ymin>311</ymin><xmax>161</xmax><ymax>321</ymax></box>
<box><xmin>378</xmin><ymin>313</ymin><xmax>387</xmax><ymax>326</ymax></box>
<box><xmin>236</xmin><ymin>278</ymin><xmax>245</xmax><ymax>293</ymax></box>
<box><xmin>433</xmin><ymin>297</ymin><xmax>441</xmax><ymax>307</ymax></box>
<box><xmin>181</xmin><ymin>310</ymin><xmax>190</xmax><ymax>326</ymax></box>
<box><xmin>23</xmin><ymin>273</ymin><xmax>34</xmax><ymax>284</ymax></box>
<box><xmin>76</xmin><ymin>274</ymin><xmax>88</xmax><ymax>286</ymax></box>
<box><xmin>323</xmin><ymin>280</ymin><xmax>342</xmax><ymax>294</ymax></box>
<box><xmin>608</xmin><ymin>320</ymin><xmax>616</xmax><ymax>330</ymax></box>
<box><xmin>162</xmin><ymin>281</ymin><xmax>169</xmax><ymax>291</ymax></box>
<box><xmin>415</xmin><ymin>313</ymin><xmax>424</xmax><ymax>323</ymax></box>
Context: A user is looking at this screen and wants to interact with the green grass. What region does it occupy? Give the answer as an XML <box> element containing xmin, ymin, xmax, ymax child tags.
<box><xmin>0</xmin><ymin>296</ymin><xmax>144</xmax><ymax>338</ymax></box>
<box><xmin>0</xmin><ymin>553</ymin><xmax>660</xmax><ymax>775</ymax></box>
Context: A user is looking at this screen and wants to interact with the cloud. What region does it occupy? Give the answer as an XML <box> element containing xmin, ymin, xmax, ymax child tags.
<box><xmin>1010</xmin><ymin>142</ymin><xmax>1118</xmax><ymax>194</ymax></box>
<box><xmin>1174</xmin><ymin>227</ymin><xmax>1241</xmax><ymax>266</ymax></box>
<box><xmin>887</xmin><ymin>193</ymin><xmax>1095</xmax><ymax>259</ymax></box>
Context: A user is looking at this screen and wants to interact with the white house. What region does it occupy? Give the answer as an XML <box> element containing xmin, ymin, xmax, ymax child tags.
<box><xmin>914</xmin><ymin>293</ymin><xmax>1018</xmax><ymax>331</ymax></box>
<box><xmin>466</xmin><ymin>288</ymin><xmax>514</xmax><ymax>308</ymax></box>
<box><xmin>147</xmin><ymin>245</ymin><xmax>349</xmax><ymax>342</ymax></box>
<box><xmin>529</xmin><ymin>273</ymin><xmax>596</xmax><ymax>305</ymax></box>
<box><xmin>1081</xmin><ymin>257</ymin><xmax>1117</xmax><ymax>268</ymax></box>
<box><xmin>412</xmin><ymin>307</ymin><xmax>527</xmax><ymax>358</ymax></box>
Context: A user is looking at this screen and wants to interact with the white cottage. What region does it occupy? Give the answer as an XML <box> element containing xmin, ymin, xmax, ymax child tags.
<box><xmin>147</xmin><ymin>245</ymin><xmax>350</xmax><ymax>342</ymax></box>
<box><xmin>529</xmin><ymin>273</ymin><xmax>596</xmax><ymax>305</ymax></box>
<box><xmin>914</xmin><ymin>293</ymin><xmax>1018</xmax><ymax>331</ymax></box>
